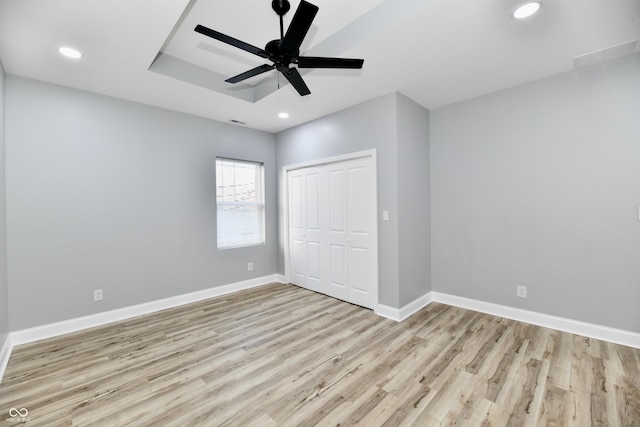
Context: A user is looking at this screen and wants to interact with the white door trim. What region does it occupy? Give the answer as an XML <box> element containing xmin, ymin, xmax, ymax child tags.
<box><xmin>282</xmin><ymin>149</ymin><xmax>379</xmax><ymax>308</ymax></box>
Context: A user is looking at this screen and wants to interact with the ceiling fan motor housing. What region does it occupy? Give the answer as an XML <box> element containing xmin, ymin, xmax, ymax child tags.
<box><xmin>266</xmin><ymin>39</ymin><xmax>298</xmax><ymax>66</ymax></box>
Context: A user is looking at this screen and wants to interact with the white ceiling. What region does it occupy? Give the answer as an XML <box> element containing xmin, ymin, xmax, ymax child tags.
<box><xmin>1</xmin><ymin>0</ymin><xmax>639</xmax><ymax>133</ymax></box>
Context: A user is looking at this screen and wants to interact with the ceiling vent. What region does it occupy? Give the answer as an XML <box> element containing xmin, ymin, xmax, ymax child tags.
<box><xmin>574</xmin><ymin>40</ymin><xmax>638</xmax><ymax>68</ymax></box>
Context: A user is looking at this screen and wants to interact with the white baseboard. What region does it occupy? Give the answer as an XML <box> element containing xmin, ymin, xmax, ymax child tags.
<box><xmin>3</xmin><ymin>278</ymin><xmax>638</xmax><ymax>385</ymax></box>
<box><xmin>1</xmin><ymin>274</ymin><xmax>285</xmax><ymax>384</ymax></box>
<box><xmin>375</xmin><ymin>290</ymin><xmax>639</xmax><ymax>349</ymax></box>
<box><xmin>374</xmin><ymin>304</ymin><xmax>401</xmax><ymax>321</ymax></box>
<box><xmin>431</xmin><ymin>292</ymin><xmax>640</xmax><ymax>349</ymax></box>
<box><xmin>10</xmin><ymin>274</ymin><xmax>284</xmax><ymax>347</ymax></box>
<box><xmin>0</xmin><ymin>334</ymin><xmax>13</xmax><ymax>384</ymax></box>
<box><xmin>375</xmin><ymin>292</ymin><xmax>433</xmax><ymax>322</ymax></box>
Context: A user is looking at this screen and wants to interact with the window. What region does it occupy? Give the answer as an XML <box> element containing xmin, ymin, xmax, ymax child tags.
<box><xmin>216</xmin><ymin>158</ymin><xmax>265</xmax><ymax>249</ymax></box>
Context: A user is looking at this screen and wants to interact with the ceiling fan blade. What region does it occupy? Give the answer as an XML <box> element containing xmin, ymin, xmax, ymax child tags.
<box><xmin>278</xmin><ymin>66</ymin><xmax>311</xmax><ymax>96</ymax></box>
<box><xmin>281</xmin><ymin>1</ymin><xmax>318</xmax><ymax>55</ymax></box>
<box><xmin>297</xmin><ymin>57</ymin><xmax>364</xmax><ymax>69</ymax></box>
<box><xmin>226</xmin><ymin>64</ymin><xmax>275</xmax><ymax>83</ymax></box>
<box><xmin>194</xmin><ymin>25</ymin><xmax>268</xmax><ymax>59</ymax></box>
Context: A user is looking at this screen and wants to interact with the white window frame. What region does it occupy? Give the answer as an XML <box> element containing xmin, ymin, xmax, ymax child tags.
<box><xmin>216</xmin><ymin>157</ymin><xmax>265</xmax><ymax>249</ymax></box>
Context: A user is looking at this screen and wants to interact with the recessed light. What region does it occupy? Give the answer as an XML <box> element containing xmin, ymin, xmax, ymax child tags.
<box><xmin>58</xmin><ymin>46</ymin><xmax>82</xmax><ymax>59</ymax></box>
<box><xmin>512</xmin><ymin>2</ymin><xmax>541</xmax><ymax>19</ymax></box>
<box><xmin>278</xmin><ymin>112</ymin><xmax>289</xmax><ymax>119</ymax></box>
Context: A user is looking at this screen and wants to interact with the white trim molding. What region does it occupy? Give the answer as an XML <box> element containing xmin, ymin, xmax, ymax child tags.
<box><xmin>375</xmin><ymin>292</ymin><xmax>433</xmax><ymax>322</ymax></box>
<box><xmin>431</xmin><ymin>292</ymin><xmax>640</xmax><ymax>349</ymax></box>
<box><xmin>1</xmin><ymin>275</ymin><xmax>285</xmax><ymax>384</ymax></box>
<box><xmin>0</xmin><ymin>334</ymin><xmax>13</xmax><ymax>384</ymax></box>
<box><xmin>10</xmin><ymin>275</ymin><xmax>285</xmax><ymax>348</ymax></box>
<box><xmin>3</xmin><ymin>279</ymin><xmax>638</xmax><ymax>386</ymax></box>
<box><xmin>375</xmin><ymin>290</ymin><xmax>640</xmax><ymax>349</ymax></box>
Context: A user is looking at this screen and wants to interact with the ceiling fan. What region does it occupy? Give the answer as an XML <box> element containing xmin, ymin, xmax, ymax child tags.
<box><xmin>194</xmin><ymin>0</ymin><xmax>364</xmax><ymax>96</ymax></box>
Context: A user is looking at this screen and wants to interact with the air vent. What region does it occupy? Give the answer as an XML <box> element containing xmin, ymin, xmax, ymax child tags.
<box><xmin>229</xmin><ymin>119</ymin><xmax>247</xmax><ymax>125</ymax></box>
<box><xmin>574</xmin><ymin>40</ymin><xmax>638</xmax><ymax>68</ymax></box>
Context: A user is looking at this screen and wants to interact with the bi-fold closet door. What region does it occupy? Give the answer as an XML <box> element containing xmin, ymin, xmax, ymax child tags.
<box><xmin>288</xmin><ymin>156</ymin><xmax>376</xmax><ymax>309</ymax></box>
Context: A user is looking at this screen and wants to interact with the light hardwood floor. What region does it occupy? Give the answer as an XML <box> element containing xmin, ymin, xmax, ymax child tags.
<box><xmin>1</xmin><ymin>283</ymin><xmax>639</xmax><ymax>426</ymax></box>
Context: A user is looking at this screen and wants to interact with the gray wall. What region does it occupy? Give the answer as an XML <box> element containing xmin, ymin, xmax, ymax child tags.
<box><xmin>6</xmin><ymin>76</ymin><xmax>278</xmax><ymax>330</ymax></box>
<box><xmin>0</xmin><ymin>59</ymin><xmax>8</xmax><ymax>346</ymax></box>
<box><xmin>276</xmin><ymin>92</ymin><xmax>430</xmax><ymax>308</ymax></box>
<box><xmin>430</xmin><ymin>53</ymin><xmax>640</xmax><ymax>333</ymax></box>
<box><xmin>397</xmin><ymin>95</ymin><xmax>430</xmax><ymax>306</ymax></box>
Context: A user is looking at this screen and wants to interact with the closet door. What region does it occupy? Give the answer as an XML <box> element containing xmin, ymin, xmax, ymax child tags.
<box><xmin>324</xmin><ymin>162</ymin><xmax>349</xmax><ymax>302</ymax></box>
<box><xmin>345</xmin><ymin>158</ymin><xmax>375</xmax><ymax>308</ymax></box>
<box><xmin>288</xmin><ymin>156</ymin><xmax>376</xmax><ymax>309</ymax></box>
<box><xmin>288</xmin><ymin>167</ymin><xmax>323</xmax><ymax>293</ymax></box>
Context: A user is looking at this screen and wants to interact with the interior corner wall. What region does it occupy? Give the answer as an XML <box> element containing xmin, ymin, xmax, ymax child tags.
<box><xmin>276</xmin><ymin>92</ymin><xmax>432</xmax><ymax>309</ymax></box>
<box><xmin>0</xmin><ymin>59</ymin><xmax>8</xmax><ymax>346</ymax></box>
<box><xmin>5</xmin><ymin>76</ymin><xmax>278</xmax><ymax>331</ymax></box>
<box><xmin>396</xmin><ymin>93</ymin><xmax>430</xmax><ymax>307</ymax></box>
<box><xmin>276</xmin><ymin>93</ymin><xmax>401</xmax><ymax>308</ymax></box>
<box><xmin>430</xmin><ymin>53</ymin><xmax>640</xmax><ymax>333</ymax></box>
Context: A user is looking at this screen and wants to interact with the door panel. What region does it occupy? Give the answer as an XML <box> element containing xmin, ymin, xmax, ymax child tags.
<box><xmin>348</xmin><ymin>246</ymin><xmax>369</xmax><ymax>293</ymax></box>
<box><xmin>291</xmin><ymin>239</ymin><xmax>305</xmax><ymax>277</ymax></box>
<box><xmin>348</xmin><ymin>164</ymin><xmax>369</xmax><ymax>235</ymax></box>
<box><xmin>328</xmin><ymin>168</ymin><xmax>346</xmax><ymax>233</ymax></box>
<box><xmin>327</xmin><ymin>243</ymin><xmax>348</xmax><ymax>300</ymax></box>
<box><xmin>326</xmin><ymin>163</ymin><xmax>349</xmax><ymax>301</ymax></box>
<box><xmin>290</xmin><ymin>174</ymin><xmax>303</xmax><ymax>230</ymax></box>
<box><xmin>304</xmin><ymin>168</ymin><xmax>323</xmax><ymax>292</ymax></box>
<box><xmin>306</xmin><ymin>241</ymin><xmax>322</xmax><ymax>292</ymax></box>
<box><xmin>288</xmin><ymin>170</ymin><xmax>305</xmax><ymax>287</ymax></box>
<box><xmin>346</xmin><ymin>159</ymin><xmax>374</xmax><ymax>307</ymax></box>
<box><xmin>306</xmin><ymin>172</ymin><xmax>321</xmax><ymax>231</ymax></box>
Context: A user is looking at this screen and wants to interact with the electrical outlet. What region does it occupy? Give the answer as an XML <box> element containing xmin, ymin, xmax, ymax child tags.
<box><xmin>93</xmin><ymin>289</ymin><xmax>103</xmax><ymax>302</ymax></box>
<box><xmin>248</xmin><ymin>262</ymin><xmax>254</xmax><ymax>272</ymax></box>
<box><xmin>516</xmin><ymin>285</ymin><xmax>527</xmax><ymax>299</ymax></box>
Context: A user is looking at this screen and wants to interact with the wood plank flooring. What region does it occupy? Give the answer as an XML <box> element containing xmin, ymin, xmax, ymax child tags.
<box><xmin>1</xmin><ymin>283</ymin><xmax>639</xmax><ymax>426</ymax></box>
